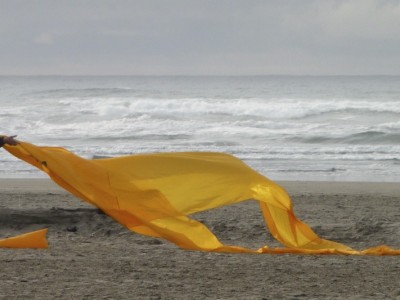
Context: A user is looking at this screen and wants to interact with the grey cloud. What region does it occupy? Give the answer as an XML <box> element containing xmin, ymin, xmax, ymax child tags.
<box><xmin>1</xmin><ymin>0</ymin><xmax>399</xmax><ymax>75</ymax></box>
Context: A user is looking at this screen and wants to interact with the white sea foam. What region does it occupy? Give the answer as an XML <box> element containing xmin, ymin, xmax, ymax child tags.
<box><xmin>36</xmin><ymin>97</ymin><xmax>400</xmax><ymax>120</ymax></box>
<box><xmin>1</xmin><ymin>76</ymin><xmax>400</xmax><ymax>181</ymax></box>
<box><xmin>3</xmin><ymin>96</ymin><xmax>400</xmax><ymax>141</ymax></box>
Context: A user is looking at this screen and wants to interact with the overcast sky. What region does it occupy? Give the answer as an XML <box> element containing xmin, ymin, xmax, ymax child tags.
<box><xmin>1</xmin><ymin>0</ymin><xmax>400</xmax><ymax>76</ymax></box>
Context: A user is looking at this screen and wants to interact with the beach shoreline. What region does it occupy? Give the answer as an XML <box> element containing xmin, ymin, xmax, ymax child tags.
<box><xmin>1</xmin><ymin>177</ymin><xmax>400</xmax><ymax>194</ymax></box>
<box><xmin>1</xmin><ymin>179</ymin><xmax>399</xmax><ymax>299</ymax></box>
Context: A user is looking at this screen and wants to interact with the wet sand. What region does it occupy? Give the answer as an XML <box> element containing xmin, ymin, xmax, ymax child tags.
<box><xmin>1</xmin><ymin>179</ymin><xmax>399</xmax><ymax>299</ymax></box>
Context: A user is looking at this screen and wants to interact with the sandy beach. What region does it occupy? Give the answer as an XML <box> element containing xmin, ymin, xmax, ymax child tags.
<box><xmin>0</xmin><ymin>179</ymin><xmax>399</xmax><ymax>299</ymax></box>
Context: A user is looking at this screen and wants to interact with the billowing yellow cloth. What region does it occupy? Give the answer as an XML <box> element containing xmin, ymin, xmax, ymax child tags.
<box><xmin>3</xmin><ymin>141</ymin><xmax>400</xmax><ymax>255</ymax></box>
<box><xmin>0</xmin><ymin>229</ymin><xmax>48</xmax><ymax>249</ymax></box>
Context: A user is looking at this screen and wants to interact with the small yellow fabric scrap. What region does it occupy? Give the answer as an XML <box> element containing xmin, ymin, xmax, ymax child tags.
<box><xmin>0</xmin><ymin>229</ymin><xmax>48</xmax><ymax>249</ymax></box>
<box><xmin>3</xmin><ymin>141</ymin><xmax>400</xmax><ymax>255</ymax></box>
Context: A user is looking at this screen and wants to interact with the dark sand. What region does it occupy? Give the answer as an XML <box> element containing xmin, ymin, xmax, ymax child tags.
<box><xmin>0</xmin><ymin>179</ymin><xmax>399</xmax><ymax>299</ymax></box>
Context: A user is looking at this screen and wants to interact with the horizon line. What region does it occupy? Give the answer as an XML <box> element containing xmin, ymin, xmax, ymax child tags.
<box><xmin>1</xmin><ymin>73</ymin><xmax>400</xmax><ymax>77</ymax></box>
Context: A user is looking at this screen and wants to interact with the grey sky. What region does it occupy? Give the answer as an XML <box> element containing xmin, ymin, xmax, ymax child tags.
<box><xmin>1</xmin><ymin>0</ymin><xmax>400</xmax><ymax>75</ymax></box>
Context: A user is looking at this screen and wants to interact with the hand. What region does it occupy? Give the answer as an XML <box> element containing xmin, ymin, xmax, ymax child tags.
<box><xmin>4</xmin><ymin>135</ymin><xmax>19</xmax><ymax>146</ymax></box>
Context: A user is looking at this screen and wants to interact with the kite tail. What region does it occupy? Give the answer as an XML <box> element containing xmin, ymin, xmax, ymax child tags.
<box><xmin>252</xmin><ymin>181</ymin><xmax>358</xmax><ymax>254</ymax></box>
<box><xmin>0</xmin><ymin>229</ymin><xmax>48</xmax><ymax>249</ymax></box>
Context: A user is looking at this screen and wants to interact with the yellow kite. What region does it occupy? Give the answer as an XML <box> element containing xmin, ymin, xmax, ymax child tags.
<box><xmin>2</xmin><ymin>140</ymin><xmax>399</xmax><ymax>255</ymax></box>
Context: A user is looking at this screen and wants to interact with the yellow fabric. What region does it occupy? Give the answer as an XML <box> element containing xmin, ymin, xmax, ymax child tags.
<box><xmin>3</xmin><ymin>141</ymin><xmax>400</xmax><ymax>255</ymax></box>
<box><xmin>0</xmin><ymin>229</ymin><xmax>48</xmax><ymax>249</ymax></box>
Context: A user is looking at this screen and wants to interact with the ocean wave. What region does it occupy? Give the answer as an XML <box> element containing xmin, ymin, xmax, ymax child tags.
<box><xmin>29</xmin><ymin>87</ymin><xmax>137</xmax><ymax>98</ymax></box>
<box><xmin>2</xmin><ymin>75</ymin><xmax>400</xmax><ymax>181</ymax></box>
<box><xmin>57</xmin><ymin>143</ymin><xmax>400</xmax><ymax>162</ymax></box>
<box><xmin>292</xmin><ymin>131</ymin><xmax>400</xmax><ymax>145</ymax></box>
<box><xmin>277</xmin><ymin>167</ymin><xmax>347</xmax><ymax>173</ymax></box>
<box><xmin>11</xmin><ymin>97</ymin><xmax>398</xmax><ymax>121</ymax></box>
<box><xmin>85</xmin><ymin>98</ymin><xmax>400</xmax><ymax>120</ymax></box>
<box><xmin>3</xmin><ymin>95</ymin><xmax>400</xmax><ymax>133</ymax></box>
<box><xmin>2</xmin><ymin>115</ymin><xmax>400</xmax><ymax>148</ymax></box>
<box><xmin>87</xmin><ymin>134</ymin><xmax>192</xmax><ymax>141</ymax></box>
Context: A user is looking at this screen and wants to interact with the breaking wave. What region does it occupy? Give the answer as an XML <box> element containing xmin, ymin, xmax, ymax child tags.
<box><xmin>2</xmin><ymin>75</ymin><xmax>400</xmax><ymax>181</ymax></box>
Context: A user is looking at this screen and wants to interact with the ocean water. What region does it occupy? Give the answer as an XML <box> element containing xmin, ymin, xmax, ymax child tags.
<box><xmin>1</xmin><ymin>75</ymin><xmax>400</xmax><ymax>182</ymax></box>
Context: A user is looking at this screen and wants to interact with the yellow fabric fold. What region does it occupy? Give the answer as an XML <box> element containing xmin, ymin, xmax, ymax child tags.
<box><xmin>0</xmin><ymin>229</ymin><xmax>48</xmax><ymax>249</ymax></box>
<box><xmin>3</xmin><ymin>141</ymin><xmax>399</xmax><ymax>255</ymax></box>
